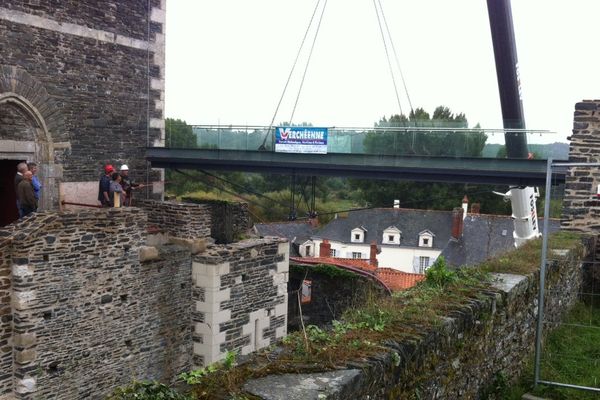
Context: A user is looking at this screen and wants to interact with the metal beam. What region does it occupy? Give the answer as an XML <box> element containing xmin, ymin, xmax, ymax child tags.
<box><xmin>147</xmin><ymin>148</ymin><xmax>566</xmax><ymax>186</ymax></box>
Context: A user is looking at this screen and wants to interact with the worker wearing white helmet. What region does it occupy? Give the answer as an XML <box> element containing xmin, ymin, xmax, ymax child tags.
<box><xmin>119</xmin><ymin>164</ymin><xmax>138</xmax><ymax>206</ymax></box>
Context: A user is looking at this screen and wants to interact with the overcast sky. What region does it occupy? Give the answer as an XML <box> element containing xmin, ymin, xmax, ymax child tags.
<box><xmin>165</xmin><ymin>1</ymin><xmax>600</xmax><ymax>144</ymax></box>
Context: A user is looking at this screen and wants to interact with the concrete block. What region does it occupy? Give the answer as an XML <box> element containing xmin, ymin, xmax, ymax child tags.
<box><xmin>193</xmin><ymin>273</ymin><xmax>221</xmax><ymax>290</ymax></box>
<box><xmin>274</xmin><ymin>301</ymin><xmax>287</xmax><ymax>317</ymax></box>
<box><xmin>15</xmin><ymin>349</ymin><xmax>36</xmax><ymax>364</ymax></box>
<box><xmin>194</xmin><ymin>325</ymin><xmax>226</xmax><ymax>346</ymax></box>
<box><xmin>272</xmin><ymin>272</ymin><xmax>286</xmax><ymax>286</ymax></box>
<box><xmin>204</xmin><ymin>287</ymin><xmax>230</xmax><ymax>304</ymax></box>
<box><xmin>275</xmin><ymin>326</ymin><xmax>287</xmax><ymax>338</ymax></box>
<box><xmin>192</xmin><ymin>261</ymin><xmax>229</xmax><ymax>277</ymax></box>
<box><xmin>276</xmin><ymin>260</ymin><xmax>289</xmax><ymax>273</ymax></box>
<box><xmin>241</xmin><ymin>344</ymin><xmax>254</xmax><ymax>355</ymax></box>
<box><xmin>12</xmin><ymin>264</ymin><xmax>33</xmax><ymax>277</ymax></box>
<box><xmin>172</xmin><ymin>238</ymin><xmax>207</xmax><ymax>254</ymax></box>
<box><xmin>12</xmin><ymin>290</ymin><xmax>36</xmax><ymax>310</ymax></box>
<box><xmin>203</xmin><ymin>309</ymin><xmax>231</xmax><ymax>326</ymax></box>
<box><xmin>146</xmin><ymin>232</ymin><xmax>169</xmax><ymax>246</ymax></box>
<box><xmin>13</xmin><ymin>333</ymin><xmax>36</xmax><ymax>348</ymax></box>
<box><xmin>278</xmin><ymin>242</ymin><xmax>290</xmax><ymax>260</ymax></box>
<box><xmin>196</xmin><ymin>300</ymin><xmax>221</xmax><ymax>314</ymax></box>
<box><xmin>277</xmin><ymin>283</ymin><xmax>287</xmax><ymax>296</ymax></box>
<box><xmin>139</xmin><ymin>246</ymin><xmax>159</xmax><ymax>262</ymax></box>
<box><xmin>193</xmin><ymin>342</ymin><xmax>224</xmax><ymax>365</ymax></box>
<box><xmin>15</xmin><ymin>377</ymin><xmax>36</xmax><ymax>394</ymax></box>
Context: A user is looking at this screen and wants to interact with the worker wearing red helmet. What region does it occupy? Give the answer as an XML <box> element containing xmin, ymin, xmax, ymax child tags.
<box><xmin>98</xmin><ymin>164</ymin><xmax>114</xmax><ymax>207</ymax></box>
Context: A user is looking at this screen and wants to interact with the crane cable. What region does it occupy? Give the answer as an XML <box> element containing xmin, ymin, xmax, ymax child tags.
<box><xmin>288</xmin><ymin>0</ymin><xmax>329</xmax><ymax>124</ymax></box>
<box><xmin>373</xmin><ymin>0</ymin><xmax>403</xmax><ymax>117</ymax></box>
<box><xmin>260</xmin><ymin>0</ymin><xmax>324</xmax><ymax>149</ymax></box>
<box><xmin>377</xmin><ymin>0</ymin><xmax>414</xmax><ymax>116</ymax></box>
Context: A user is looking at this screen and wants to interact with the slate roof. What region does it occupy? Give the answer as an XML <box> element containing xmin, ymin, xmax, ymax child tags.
<box><xmin>441</xmin><ymin>215</ymin><xmax>561</xmax><ymax>267</ymax></box>
<box><xmin>254</xmin><ymin>221</ymin><xmax>317</xmax><ymax>257</ymax></box>
<box><xmin>314</xmin><ymin>208</ymin><xmax>455</xmax><ymax>249</ymax></box>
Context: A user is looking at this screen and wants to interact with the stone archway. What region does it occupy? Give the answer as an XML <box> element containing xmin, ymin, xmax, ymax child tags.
<box><xmin>0</xmin><ymin>66</ymin><xmax>66</xmax><ymax>212</ymax></box>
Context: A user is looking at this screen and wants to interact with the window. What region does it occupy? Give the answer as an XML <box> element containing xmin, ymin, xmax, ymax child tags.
<box><xmin>418</xmin><ymin>256</ymin><xmax>430</xmax><ymax>274</ymax></box>
<box><xmin>301</xmin><ymin>280</ymin><xmax>312</xmax><ymax>304</ymax></box>
<box><xmin>423</xmin><ymin>238</ymin><xmax>429</xmax><ymax>245</ymax></box>
<box><xmin>388</xmin><ymin>235</ymin><xmax>394</xmax><ymax>242</ymax></box>
<box><xmin>354</xmin><ymin>234</ymin><xmax>360</xmax><ymax>240</ymax></box>
<box><xmin>352</xmin><ymin>252</ymin><xmax>362</xmax><ymax>259</ymax></box>
<box><xmin>305</xmin><ymin>246</ymin><xmax>311</xmax><ymax>257</ymax></box>
<box><xmin>330</xmin><ymin>249</ymin><xmax>337</xmax><ymax>257</ymax></box>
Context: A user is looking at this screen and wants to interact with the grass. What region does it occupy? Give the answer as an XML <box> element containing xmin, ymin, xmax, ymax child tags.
<box><xmin>499</xmin><ymin>301</ymin><xmax>600</xmax><ymax>400</ymax></box>
<box><xmin>479</xmin><ymin>231</ymin><xmax>582</xmax><ymax>276</ymax></box>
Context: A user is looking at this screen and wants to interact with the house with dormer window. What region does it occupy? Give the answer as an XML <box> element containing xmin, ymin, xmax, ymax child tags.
<box><xmin>255</xmin><ymin>197</ymin><xmax>561</xmax><ymax>273</ymax></box>
<box><xmin>306</xmin><ymin>208</ymin><xmax>467</xmax><ymax>273</ymax></box>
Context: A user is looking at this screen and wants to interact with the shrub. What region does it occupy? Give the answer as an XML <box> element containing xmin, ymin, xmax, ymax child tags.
<box><xmin>424</xmin><ymin>256</ymin><xmax>458</xmax><ymax>288</ymax></box>
<box><xmin>107</xmin><ymin>380</ymin><xmax>190</xmax><ymax>400</ymax></box>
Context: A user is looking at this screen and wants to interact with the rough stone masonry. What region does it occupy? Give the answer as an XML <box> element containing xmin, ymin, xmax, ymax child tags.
<box><xmin>0</xmin><ymin>0</ymin><xmax>166</xmax><ymax>211</ymax></box>
<box><xmin>0</xmin><ymin>199</ymin><xmax>288</xmax><ymax>399</ymax></box>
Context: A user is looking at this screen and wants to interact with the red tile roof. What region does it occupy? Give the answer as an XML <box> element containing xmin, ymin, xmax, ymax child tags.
<box><xmin>375</xmin><ymin>268</ymin><xmax>425</xmax><ymax>291</ymax></box>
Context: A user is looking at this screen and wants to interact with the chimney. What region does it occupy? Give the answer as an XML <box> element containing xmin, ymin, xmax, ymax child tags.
<box><xmin>369</xmin><ymin>241</ymin><xmax>379</xmax><ymax>268</ymax></box>
<box><xmin>393</xmin><ymin>199</ymin><xmax>400</xmax><ymax>208</ymax></box>
<box><xmin>452</xmin><ymin>207</ymin><xmax>464</xmax><ymax>240</ymax></box>
<box><xmin>462</xmin><ymin>195</ymin><xmax>468</xmax><ymax>220</ymax></box>
<box><xmin>319</xmin><ymin>239</ymin><xmax>332</xmax><ymax>257</ymax></box>
<box><xmin>471</xmin><ymin>203</ymin><xmax>481</xmax><ymax>214</ymax></box>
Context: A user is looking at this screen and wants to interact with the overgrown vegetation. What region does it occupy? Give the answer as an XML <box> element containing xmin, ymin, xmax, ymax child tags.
<box><xmin>107</xmin><ymin>380</ymin><xmax>191</xmax><ymax>400</ymax></box>
<box><xmin>290</xmin><ymin>263</ymin><xmax>358</xmax><ymax>280</ymax></box>
<box><xmin>479</xmin><ymin>230</ymin><xmax>582</xmax><ymax>275</ymax></box>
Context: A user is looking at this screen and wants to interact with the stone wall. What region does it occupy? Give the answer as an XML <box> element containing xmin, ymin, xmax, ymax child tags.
<box><xmin>137</xmin><ymin>199</ymin><xmax>212</xmax><ymax>240</ymax></box>
<box><xmin>562</xmin><ymin>100</ymin><xmax>600</xmax><ymax>232</ymax></box>
<box><xmin>0</xmin><ymin>0</ymin><xmax>166</xmax><ymax>210</ymax></box>
<box><xmin>0</xmin><ymin>208</ymin><xmax>193</xmax><ymax>399</ymax></box>
<box><xmin>0</xmin><ymin>237</ymin><xmax>13</xmax><ymax>396</ymax></box>
<box><xmin>182</xmin><ymin>198</ymin><xmax>252</xmax><ymax>244</ymax></box>
<box><xmin>192</xmin><ymin>238</ymin><xmax>288</xmax><ymax>366</ymax></box>
<box><xmin>244</xmin><ymin>241</ymin><xmax>590</xmax><ymax>399</ymax></box>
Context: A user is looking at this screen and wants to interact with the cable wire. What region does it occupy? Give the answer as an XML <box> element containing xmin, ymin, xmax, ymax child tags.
<box><xmin>260</xmin><ymin>0</ymin><xmax>323</xmax><ymax>149</ymax></box>
<box><xmin>373</xmin><ymin>0</ymin><xmax>403</xmax><ymax>117</ymax></box>
<box><xmin>378</xmin><ymin>0</ymin><xmax>414</xmax><ymax>116</ymax></box>
<box><xmin>288</xmin><ymin>0</ymin><xmax>329</xmax><ymax>124</ymax></box>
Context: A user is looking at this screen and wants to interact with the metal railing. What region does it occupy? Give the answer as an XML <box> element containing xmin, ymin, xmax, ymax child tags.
<box><xmin>164</xmin><ymin>124</ymin><xmax>562</xmax><ymax>159</ymax></box>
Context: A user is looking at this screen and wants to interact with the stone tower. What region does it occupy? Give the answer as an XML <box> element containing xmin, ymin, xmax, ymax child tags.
<box><xmin>0</xmin><ymin>1</ymin><xmax>166</xmax><ymax>224</ymax></box>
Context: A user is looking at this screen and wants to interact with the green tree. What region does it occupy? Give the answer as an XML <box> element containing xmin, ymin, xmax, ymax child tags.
<box><xmin>165</xmin><ymin>118</ymin><xmax>197</xmax><ymax>148</ymax></box>
<box><xmin>363</xmin><ymin>106</ymin><xmax>485</xmax><ymax>157</ymax></box>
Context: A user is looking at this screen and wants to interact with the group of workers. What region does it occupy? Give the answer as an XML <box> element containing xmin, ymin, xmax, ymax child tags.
<box><xmin>98</xmin><ymin>164</ymin><xmax>138</xmax><ymax>207</ymax></box>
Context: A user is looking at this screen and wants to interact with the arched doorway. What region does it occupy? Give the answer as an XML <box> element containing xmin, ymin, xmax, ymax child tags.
<box><xmin>0</xmin><ymin>93</ymin><xmax>54</xmax><ymax>225</ymax></box>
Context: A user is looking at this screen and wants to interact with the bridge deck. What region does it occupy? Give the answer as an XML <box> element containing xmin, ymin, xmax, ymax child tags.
<box><xmin>146</xmin><ymin>148</ymin><xmax>565</xmax><ymax>186</ymax></box>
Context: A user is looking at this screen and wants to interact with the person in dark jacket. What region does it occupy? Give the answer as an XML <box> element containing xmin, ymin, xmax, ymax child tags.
<box><xmin>17</xmin><ymin>171</ymin><xmax>37</xmax><ymax>217</ymax></box>
<box><xmin>98</xmin><ymin>165</ymin><xmax>114</xmax><ymax>207</ymax></box>
<box><xmin>14</xmin><ymin>162</ymin><xmax>28</xmax><ymax>217</ymax></box>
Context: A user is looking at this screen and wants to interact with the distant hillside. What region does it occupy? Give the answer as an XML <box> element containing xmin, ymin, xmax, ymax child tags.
<box><xmin>482</xmin><ymin>142</ymin><xmax>569</xmax><ymax>159</ymax></box>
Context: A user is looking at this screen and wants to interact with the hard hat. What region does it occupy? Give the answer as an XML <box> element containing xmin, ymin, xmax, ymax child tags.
<box><xmin>120</xmin><ymin>164</ymin><xmax>129</xmax><ymax>171</ymax></box>
<box><xmin>105</xmin><ymin>165</ymin><xmax>114</xmax><ymax>173</ymax></box>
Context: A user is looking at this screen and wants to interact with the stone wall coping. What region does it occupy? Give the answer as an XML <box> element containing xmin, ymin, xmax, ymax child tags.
<box><xmin>490</xmin><ymin>273</ymin><xmax>528</xmax><ymax>293</ymax></box>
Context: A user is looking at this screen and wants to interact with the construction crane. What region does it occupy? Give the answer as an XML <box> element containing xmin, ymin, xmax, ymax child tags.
<box><xmin>487</xmin><ymin>0</ymin><xmax>540</xmax><ymax>247</ymax></box>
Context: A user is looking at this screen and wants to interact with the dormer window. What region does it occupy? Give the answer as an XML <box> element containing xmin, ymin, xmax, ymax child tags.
<box><xmin>418</xmin><ymin>230</ymin><xmax>434</xmax><ymax>248</ymax></box>
<box><xmin>382</xmin><ymin>226</ymin><xmax>401</xmax><ymax>245</ymax></box>
<box><xmin>351</xmin><ymin>226</ymin><xmax>367</xmax><ymax>243</ymax></box>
